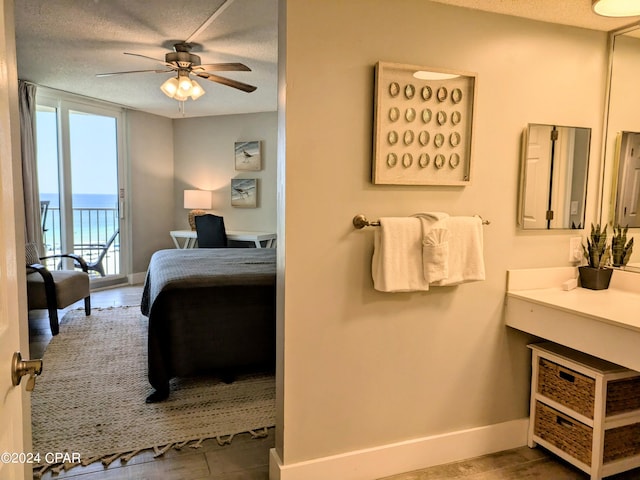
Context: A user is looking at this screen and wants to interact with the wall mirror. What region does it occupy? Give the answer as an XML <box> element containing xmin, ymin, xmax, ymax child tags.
<box><xmin>518</xmin><ymin>123</ymin><xmax>591</xmax><ymax>230</ymax></box>
<box><xmin>611</xmin><ymin>131</ymin><xmax>640</xmax><ymax>228</ymax></box>
<box><xmin>601</xmin><ymin>23</ymin><xmax>640</xmax><ymax>271</ymax></box>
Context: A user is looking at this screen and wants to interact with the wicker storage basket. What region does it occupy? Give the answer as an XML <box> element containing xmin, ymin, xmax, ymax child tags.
<box><xmin>537</xmin><ymin>358</ymin><xmax>640</xmax><ymax>419</ymax></box>
<box><xmin>535</xmin><ymin>401</ymin><xmax>593</xmax><ymax>465</ymax></box>
<box><xmin>603</xmin><ymin>422</ymin><xmax>640</xmax><ymax>463</ymax></box>
<box><xmin>607</xmin><ymin>377</ymin><xmax>640</xmax><ymax>415</ymax></box>
<box><xmin>534</xmin><ymin>402</ymin><xmax>640</xmax><ymax>466</ymax></box>
<box><xmin>538</xmin><ymin>358</ymin><xmax>595</xmax><ymax>418</ymax></box>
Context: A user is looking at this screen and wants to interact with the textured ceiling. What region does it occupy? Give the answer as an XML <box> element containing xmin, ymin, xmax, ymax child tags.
<box><xmin>15</xmin><ymin>0</ymin><xmax>278</xmax><ymax>119</ymax></box>
<box><xmin>14</xmin><ymin>0</ymin><xmax>639</xmax><ymax>119</ymax></box>
<box><xmin>431</xmin><ymin>0</ymin><xmax>639</xmax><ymax>31</ymax></box>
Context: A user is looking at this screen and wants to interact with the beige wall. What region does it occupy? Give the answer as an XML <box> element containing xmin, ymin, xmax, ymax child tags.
<box><xmin>172</xmin><ymin>112</ymin><xmax>278</xmax><ymax>233</ymax></box>
<box><xmin>279</xmin><ymin>0</ymin><xmax>607</xmax><ymax>464</ymax></box>
<box><xmin>127</xmin><ymin>110</ymin><xmax>175</xmax><ymax>274</ymax></box>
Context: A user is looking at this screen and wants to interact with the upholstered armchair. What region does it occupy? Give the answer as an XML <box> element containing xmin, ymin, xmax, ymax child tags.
<box><xmin>26</xmin><ymin>243</ymin><xmax>91</xmax><ymax>335</ymax></box>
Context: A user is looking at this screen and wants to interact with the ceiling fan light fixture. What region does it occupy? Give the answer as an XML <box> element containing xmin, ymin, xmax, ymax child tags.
<box><xmin>413</xmin><ymin>71</ymin><xmax>460</xmax><ymax>80</ymax></box>
<box><xmin>173</xmin><ymin>88</ymin><xmax>190</xmax><ymax>102</ymax></box>
<box><xmin>178</xmin><ymin>73</ymin><xmax>193</xmax><ymax>92</ymax></box>
<box><xmin>592</xmin><ymin>0</ymin><xmax>640</xmax><ymax>16</ymax></box>
<box><xmin>160</xmin><ymin>74</ymin><xmax>206</xmax><ymax>102</ymax></box>
<box><xmin>160</xmin><ymin>77</ymin><xmax>179</xmax><ymax>98</ymax></box>
<box><xmin>189</xmin><ymin>80</ymin><xmax>205</xmax><ymax>100</ymax></box>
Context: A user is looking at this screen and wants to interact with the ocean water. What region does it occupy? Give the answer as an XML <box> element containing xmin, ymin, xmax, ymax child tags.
<box><xmin>40</xmin><ymin>192</ymin><xmax>118</xmax><ymax>209</ymax></box>
<box><xmin>40</xmin><ymin>193</ymin><xmax>119</xmax><ymax>252</ymax></box>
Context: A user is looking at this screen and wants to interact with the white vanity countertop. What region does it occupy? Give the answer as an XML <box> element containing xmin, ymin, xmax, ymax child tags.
<box><xmin>508</xmin><ymin>286</ymin><xmax>640</xmax><ymax>333</ymax></box>
<box><xmin>505</xmin><ymin>266</ymin><xmax>640</xmax><ymax>371</ymax></box>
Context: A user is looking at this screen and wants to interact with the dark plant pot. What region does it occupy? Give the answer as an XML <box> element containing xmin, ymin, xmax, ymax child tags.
<box><xmin>578</xmin><ymin>266</ymin><xmax>613</xmax><ymax>290</ymax></box>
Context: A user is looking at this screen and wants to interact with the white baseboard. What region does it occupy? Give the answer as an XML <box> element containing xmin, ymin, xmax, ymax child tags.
<box><xmin>128</xmin><ymin>271</ymin><xmax>147</xmax><ymax>285</ymax></box>
<box><xmin>269</xmin><ymin>417</ymin><xmax>529</xmax><ymax>480</ymax></box>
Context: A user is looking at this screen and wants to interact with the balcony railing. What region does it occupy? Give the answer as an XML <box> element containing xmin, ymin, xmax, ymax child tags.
<box><xmin>42</xmin><ymin>207</ymin><xmax>120</xmax><ymax>277</ymax></box>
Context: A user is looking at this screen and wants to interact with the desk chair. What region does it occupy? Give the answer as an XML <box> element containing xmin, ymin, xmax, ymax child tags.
<box><xmin>195</xmin><ymin>214</ymin><xmax>228</xmax><ymax>248</ymax></box>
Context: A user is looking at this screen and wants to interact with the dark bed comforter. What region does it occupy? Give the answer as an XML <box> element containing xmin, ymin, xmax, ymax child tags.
<box><xmin>141</xmin><ymin>248</ymin><xmax>276</xmax><ymax>394</ymax></box>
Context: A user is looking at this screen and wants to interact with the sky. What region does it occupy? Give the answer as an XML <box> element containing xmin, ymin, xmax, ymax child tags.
<box><xmin>36</xmin><ymin>109</ymin><xmax>119</xmax><ymax>197</ymax></box>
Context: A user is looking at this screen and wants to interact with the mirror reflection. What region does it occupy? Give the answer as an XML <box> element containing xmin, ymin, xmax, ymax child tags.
<box><xmin>519</xmin><ymin>124</ymin><xmax>591</xmax><ymax>230</ymax></box>
<box><xmin>612</xmin><ymin>131</ymin><xmax>640</xmax><ymax>228</ymax></box>
<box><xmin>601</xmin><ymin>26</ymin><xmax>640</xmax><ymax>270</ymax></box>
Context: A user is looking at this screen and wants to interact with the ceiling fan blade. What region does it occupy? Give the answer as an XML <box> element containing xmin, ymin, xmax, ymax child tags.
<box><xmin>185</xmin><ymin>0</ymin><xmax>238</xmax><ymax>44</ymax></box>
<box><xmin>123</xmin><ymin>52</ymin><xmax>174</xmax><ymax>68</ymax></box>
<box><xmin>193</xmin><ymin>62</ymin><xmax>251</xmax><ymax>72</ymax></box>
<box><xmin>195</xmin><ymin>72</ymin><xmax>257</xmax><ymax>93</ymax></box>
<box><xmin>96</xmin><ymin>69</ymin><xmax>173</xmax><ymax>77</ymax></box>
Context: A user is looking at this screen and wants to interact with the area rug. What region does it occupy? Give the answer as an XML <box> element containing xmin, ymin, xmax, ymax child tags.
<box><xmin>31</xmin><ymin>306</ymin><xmax>275</xmax><ymax>477</ymax></box>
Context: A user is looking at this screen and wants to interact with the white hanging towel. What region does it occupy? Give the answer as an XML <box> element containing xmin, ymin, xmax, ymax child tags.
<box><xmin>429</xmin><ymin>216</ymin><xmax>485</xmax><ymax>286</ymax></box>
<box><xmin>422</xmin><ymin>227</ymin><xmax>450</xmax><ymax>283</ymax></box>
<box><xmin>414</xmin><ymin>212</ymin><xmax>450</xmax><ymax>283</ymax></box>
<box><xmin>371</xmin><ymin>217</ymin><xmax>430</xmax><ymax>292</ymax></box>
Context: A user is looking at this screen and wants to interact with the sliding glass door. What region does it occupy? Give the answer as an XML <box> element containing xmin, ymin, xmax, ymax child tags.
<box><xmin>35</xmin><ymin>93</ymin><xmax>126</xmax><ymax>285</ymax></box>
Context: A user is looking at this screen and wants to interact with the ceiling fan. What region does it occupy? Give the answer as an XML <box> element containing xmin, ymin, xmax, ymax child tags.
<box><xmin>96</xmin><ymin>0</ymin><xmax>256</xmax><ymax>101</ymax></box>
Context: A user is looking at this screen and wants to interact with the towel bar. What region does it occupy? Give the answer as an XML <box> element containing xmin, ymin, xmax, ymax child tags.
<box><xmin>353</xmin><ymin>214</ymin><xmax>490</xmax><ymax>229</ymax></box>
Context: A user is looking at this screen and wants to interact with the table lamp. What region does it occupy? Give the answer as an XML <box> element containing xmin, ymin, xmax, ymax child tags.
<box><xmin>184</xmin><ymin>189</ymin><xmax>211</xmax><ymax>230</ymax></box>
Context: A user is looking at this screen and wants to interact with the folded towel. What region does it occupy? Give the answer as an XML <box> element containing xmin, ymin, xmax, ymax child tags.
<box><xmin>430</xmin><ymin>216</ymin><xmax>485</xmax><ymax>286</ymax></box>
<box><xmin>414</xmin><ymin>212</ymin><xmax>451</xmax><ymax>283</ymax></box>
<box><xmin>371</xmin><ymin>217</ymin><xmax>430</xmax><ymax>292</ymax></box>
<box><xmin>412</xmin><ymin>212</ymin><xmax>449</xmax><ymax>224</ymax></box>
<box><xmin>422</xmin><ymin>228</ymin><xmax>450</xmax><ymax>283</ymax></box>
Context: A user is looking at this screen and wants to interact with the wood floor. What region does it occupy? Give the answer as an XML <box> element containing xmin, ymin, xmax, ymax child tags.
<box><xmin>379</xmin><ymin>445</ymin><xmax>640</xmax><ymax>480</ymax></box>
<box><xmin>28</xmin><ymin>284</ymin><xmax>273</xmax><ymax>480</ymax></box>
<box><xmin>29</xmin><ymin>285</ymin><xmax>640</xmax><ymax>480</ymax></box>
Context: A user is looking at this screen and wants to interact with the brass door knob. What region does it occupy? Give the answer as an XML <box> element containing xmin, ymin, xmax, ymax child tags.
<box><xmin>11</xmin><ymin>352</ymin><xmax>43</xmax><ymax>392</ymax></box>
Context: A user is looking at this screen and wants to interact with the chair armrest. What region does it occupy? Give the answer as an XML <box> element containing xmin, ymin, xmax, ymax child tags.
<box><xmin>40</xmin><ymin>253</ymin><xmax>89</xmax><ymax>273</ymax></box>
<box><xmin>27</xmin><ymin>263</ymin><xmax>58</xmax><ymax>310</ymax></box>
<box><xmin>27</xmin><ymin>262</ymin><xmax>47</xmax><ymax>271</ymax></box>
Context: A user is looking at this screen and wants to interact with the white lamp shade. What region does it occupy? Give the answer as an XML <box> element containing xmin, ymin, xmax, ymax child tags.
<box><xmin>160</xmin><ymin>77</ymin><xmax>179</xmax><ymax>97</ymax></box>
<box><xmin>173</xmin><ymin>88</ymin><xmax>189</xmax><ymax>101</ymax></box>
<box><xmin>189</xmin><ymin>80</ymin><xmax>205</xmax><ymax>100</ymax></box>
<box><xmin>593</xmin><ymin>0</ymin><xmax>640</xmax><ymax>16</ymax></box>
<box><xmin>178</xmin><ymin>75</ymin><xmax>193</xmax><ymax>92</ymax></box>
<box><xmin>184</xmin><ymin>190</ymin><xmax>211</xmax><ymax>209</ymax></box>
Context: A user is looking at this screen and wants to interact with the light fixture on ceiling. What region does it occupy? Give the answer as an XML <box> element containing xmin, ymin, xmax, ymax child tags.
<box><xmin>161</xmin><ymin>70</ymin><xmax>205</xmax><ymax>101</ymax></box>
<box><xmin>413</xmin><ymin>71</ymin><xmax>460</xmax><ymax>80</ymax></box>
<box><xmin>592</xmin><ymin>0</ymin><xmax>640</xmax><ymax>17</ymax></box>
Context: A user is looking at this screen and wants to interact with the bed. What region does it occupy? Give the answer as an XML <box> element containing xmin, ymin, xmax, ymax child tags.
<box><xmin>141</xmin><ymin>248</ymin><xmax>276</xmax><ymax>401</ymax></box>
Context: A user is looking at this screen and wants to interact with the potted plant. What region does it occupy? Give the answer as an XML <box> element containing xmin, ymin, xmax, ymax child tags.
<box><xmin>580</xmin><ymin>223</ymin><xmax>613</xmax><ymax>290</ymax></box>
<box><xmin>611</xmin><ymin>224</ymin><xmax>634</xmax><ymax>268</ymax></box>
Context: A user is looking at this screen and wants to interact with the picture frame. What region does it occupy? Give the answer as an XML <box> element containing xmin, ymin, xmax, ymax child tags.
<box><xmin>231</xmin><ymin>178</ymin><xmax>258</xmax><ymax>208</ymax></box>
<box><xmin>234</xmin><ymin>141</ymin><xmax>262</xmax><ymax>171</ymax></box>
<box><xmin>372</xmin><ymin>62</ymin><xmax>476</xmax><ymax>186</ymax></box>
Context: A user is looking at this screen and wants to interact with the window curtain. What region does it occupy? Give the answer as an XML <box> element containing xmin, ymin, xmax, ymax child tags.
<box><xmin>19</xmin><ymin>80</ymin><xmax>42</xmax><ymax>252</ymax></box>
